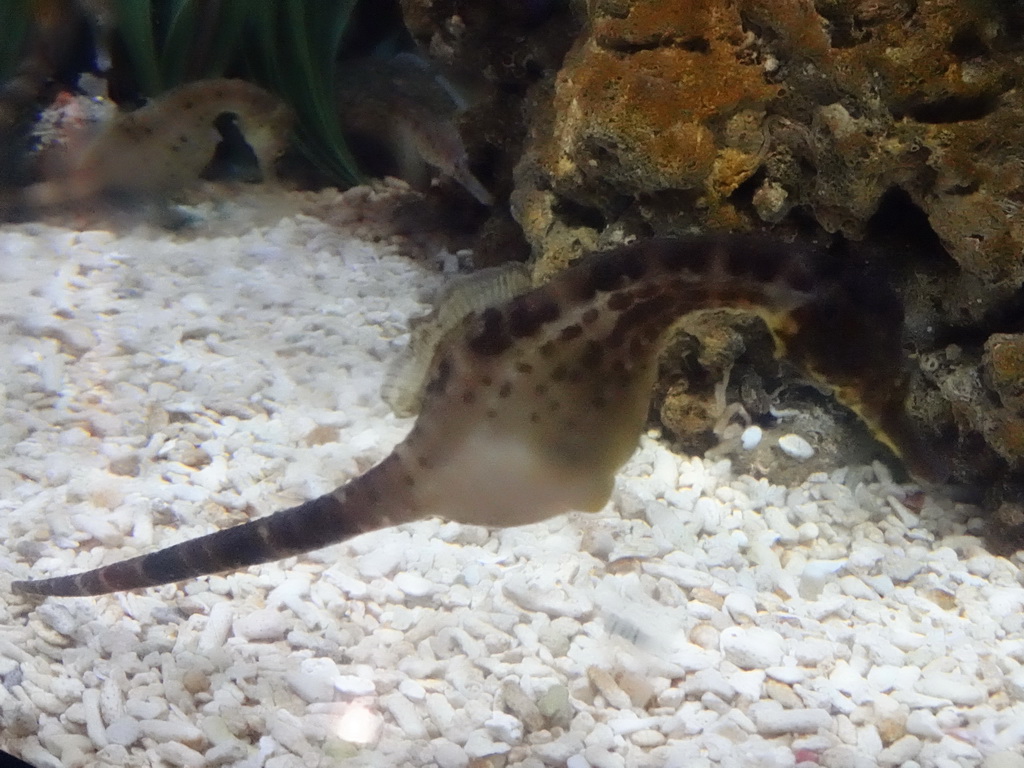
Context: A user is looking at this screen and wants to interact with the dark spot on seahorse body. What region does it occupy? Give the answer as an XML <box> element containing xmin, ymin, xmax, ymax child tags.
<box><xmin>606</xmin><ymin>326</ymin><xmax>627</xmax><ymax>348</ymax></box>
<box><xmin>499</xmin><ymin>382</ymin><xmax>513</xmax><ymax>398</ymax></box>
<box><xmin>548</xmin><ymin>399</ymin><xmax>561</xmax><ymax>412</ymax></box>
<box><xmin>607</xmin><ymin>291</ymin><xmax>634</xmax><ymax>312</ymax></box>
<box><xmin>560</xmin><ymin>324</ymin><xmax>583</xmax><ymax>342</ymax></box>
<box><xmin>551</xmin><ymin>365</ymin><xmax>568</xmax><ymax>381</ymax></box>
<box><xmin>535</xmin><ymin>383</ymin><xmax>548</xmax><ymax>396</ymax></box>
<box><xmin>642</xmin><ymin>322</ymin><xmax>662</xmax><ymax>343</ymax></box>
<box><xmin>508</xmin><ymin>294</ymin><xmax>561</xmax><ymax>338</ymax></box>
<box><xmin>516</xmin><ymin>362</ymin><xmax>534</xmax><ymax>374</ymax></box>
<box><xmin>581</xmin><ymin>307</ymin><xmax>600</xmax><ymax>324</ymax></box>
<box><xmin>580</xmin><ymin>340</ymin><xmax>604</xmax><ymax>367</ymax></box>
<box><xmin>418</xmin><ymin>456</ymin><xmax>432</xmax><ymax>469</ymax></box>
<box><xmin>539</xmin><ymin>341</ymin><xmax>556</xmax><ymax>357</ymax></box>
<box><xmin>480</xmin><ymin>375</ymin><xmax>493</xmax><ymax>386</ymax></box>
<box><xmin>462</xmin><ymin>390</ymin><xmax>476</xmax><ymax>405</ymax></box>
<box><xmin>486</xmin><ymin>409</ymin><xmax>498</xmax><ymax>418</ymax></box>
<box><xmin>468</xmin><ymin>308</ymin><xmax>513</xmax><ymax>356</ymax></box>
<box><xmin>530</xmin><ymin>412</ymin><xmax>540</xmax><ymax>423</ymax></box>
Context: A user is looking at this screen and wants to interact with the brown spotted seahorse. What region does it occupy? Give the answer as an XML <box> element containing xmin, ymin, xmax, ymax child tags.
<box><xmin>11</xmin><ymin>78</ymin><xmax>293</xmax><ymax>213</ymax></box>
<box><xmin>12</xmin><ymin>235</ymin><xmax>946</xmax><ymax>597</ymax></box>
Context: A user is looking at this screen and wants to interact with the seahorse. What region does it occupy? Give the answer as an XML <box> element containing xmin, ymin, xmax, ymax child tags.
<box><xmin>11</xmin><ymin>235</ymin><xmax>946</xmax><ymax>597</ymax></box>
<box><xmin>12</xmin><ymin>78</ymin><xmax>293</xmax><ymax>212</ymax></box>
<box><xmin>335</xmin><ymin>52</ymin><xmax>493</xmax><ymax>206</ymax></box>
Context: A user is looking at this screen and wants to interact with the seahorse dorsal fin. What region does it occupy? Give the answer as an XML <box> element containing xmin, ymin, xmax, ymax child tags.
<box><xmin>381</xmin><ymin>262</ymin><xmax>532</xmax><ymax>417</ymax></box>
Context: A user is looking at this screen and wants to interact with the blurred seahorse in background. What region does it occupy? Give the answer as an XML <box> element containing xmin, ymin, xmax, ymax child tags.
<box><xmin>335</xmin><ymin>51</ymin><xmax>493</xmax><ymax>206</ymax></box>
<box><xmin>12</xmin><ymin>234</ymin><xmax>946</xmax><ymax>597</ymax></box>
<box><xmin>12</xmin><ymin>78</ymin><xmax>293</xmax><ymax>213</ymax></box>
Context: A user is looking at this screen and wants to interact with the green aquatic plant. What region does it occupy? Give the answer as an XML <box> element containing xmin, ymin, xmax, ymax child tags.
<box><xmin>111</xmin><ymin>0</ymin><xmax>362</xmax><ymax>185</ymax></box>
<box><xmin>248</xmin><ymin>0</ymin><xmax>362</xmax><ymax>186</ymax></box>
<box><xmin>111</xmin><ymin>0</ymin><xmax>249</xmax><ymax>95</ymax></box>
<box><xmin>0</xmin><ymin>0</ymin><xmax>31</xmax><ymax>86</ymax></box>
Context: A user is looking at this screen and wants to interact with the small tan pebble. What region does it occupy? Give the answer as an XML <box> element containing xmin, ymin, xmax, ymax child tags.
<box><xmin>765</xmin><ymin>680</ymin><xmax>803</xmax><ymax>708</ymax></box>
<box><xmin>630</xmin><ymin>729</ymin><xmax>666</xmax><ymax>747</ymax></box>
<box><xmin>691</xmin><ymin>587</ymin><xmax>725</xmax><ymax>609</ymax></box>
<box><xmin>587</xmin><ymin>667</ymin><xmax>632</xmax><ymax>710</ymax></box>
<box><xmin>181</xmin><ymin>669</ymin><xmax>211</xmax><ymax>695</ymax></box>
<box><xmin>689</xmin><ymin>622</ymin><xmax>719</xmax><ymax>649</ymax></box>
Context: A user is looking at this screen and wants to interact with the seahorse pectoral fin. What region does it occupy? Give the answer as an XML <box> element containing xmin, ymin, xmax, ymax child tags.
<box><xmin>382</xmin><ymin>263</ymin><xmax>531</xmax><ymax>417</ymax></box>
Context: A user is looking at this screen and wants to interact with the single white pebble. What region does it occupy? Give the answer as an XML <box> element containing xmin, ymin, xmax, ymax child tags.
<box><xmin>915</xmin><ymin>674</ymin><xmax>984</xmax><ymax>706</ymax></box>
<box><xmin>394</xmin><ymin>571</ymin><xmax>434</xmax><ymax>597</ymax></box>
<box><xmin>566</xmin><ymin>756</ymin><xmax>591</xmax><ymax>768</ymax></box>
<box><xmin>694</xmin><ymin>496</ymin><xmax>723</xmax><ymax>531</ymax></box>
<box><xmin>905</xmin><ymin>710</ymin><xmax>943</xmax><ymax>740</ymax></box>
<box><xmin>198</xmin><ymin>602</ymin><xmax>234</xmax><ymax>652</ymax></box>
<box><xmin>630</xmin><ymin>729</ymin><xmax>665</xmax><ymax>748</ymax></box>
<box><xmin>754</xmin><ymin>707</ymin><xmax>831</xmax><ymax>736</ymax></box>
<box><xmin>877</xmin><ymin>734</ymin><xmax>921</xmax><ymax>767</ymax></box>
<box><xmin>232</xmin><ymin>609</ymin><xmax>288</xmax><ymax>642</ymax></box>
<box><xmin>764</xmin><ymin>506</ymin><xmax>799</xmax><ymax>544</ymax></box>
<box><xmin>720</xmin><ymin>626</ymin><xmax>784</xmax><ymax>669</ymax></box>
<box><xmin>984</xmin><ymin>752</ymin><xmax>1024</xmax><ymax>768</ymax></box>
<box><xmin>463</xmin><ymin>729</ymin><xmax>512</xmax><ymax>759</ymax></box>
<box><xmin>383</xmin><ymin>693</ymin><xmax>428</xmax><ymax>740</ymax></box>
<box><xmin>105</xmin><ymin>716</ymin><xmax>142</xmax><ymax>747</ymax></box>
<box><xmin>766</xmin><ymin>666</ymin><xmax>806</xmax><ymax>685</ymax></box>
<box><xmin>839</xmin><ymin>575</ymin><xmax>877</xmax><ymax>600</ymax></box>
<box><xmin>797</xmin><ymin>522</ymin><xmax>819</xmax><ymax>542</ymax></box>
<box><xmin>138</xmin><ymin>719</ymin><xmax>204</xmax><ymax>747</ymax></box>
<box><xmin>287</xmin><ymin>658</ymin><xmax>340</xmax><ymax>703</ymax></box>
<box><xmin>799</xmin><ymin>559</ymin><xmax>845</xmax><ymax>600</ymax></box>
<box><xmin>82</xmin><ymin>687</ymin><xmax>108</xmax><ymax>748</ymax></box>
<box><xmin>432</xmin><ymin>738</ymin><xmax>469</xmax><ymax>768</ymax></box>
<box><xmin>723</xmin><ymin>592</ymin><xmax>758</xmax><ymax>624</ymax></box>
<box><xmin>398</xmin><ymin>679</ymin><xmax>426</xmax><ymax>701</ymax></box>
<box><xmin>334</xmin><ymin>675</ymin><xmax>376</xmax><ymax>697</ymax></box>
<box><xmin>485</xmin><ymin>711</ymin><xmax>524</xmax><ymax>744</ymax></box>
<box><xmin>778</xmin><ymin>434</ymin><xmax>815</xmax><ymax>460</ymax></box>
<box><xmin>153</xmin><ymin>742</ymin><xmax>205</xmax><ymax>768</ymax></box>
<box><xmin>741</xmin><ymin>425</ymin><xmax>763</xmax><ymax>450</ymax></box>
<box><xmin>650</xmin><ymin>451</ymin><xmax>679</xmax><ymax>490</ymax></box>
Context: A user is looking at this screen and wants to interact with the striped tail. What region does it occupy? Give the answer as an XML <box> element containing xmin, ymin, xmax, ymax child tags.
<box><xmin>12</xmin><ymin>454</ymin><xmax>420</xmax><ymax>597</ymax></box>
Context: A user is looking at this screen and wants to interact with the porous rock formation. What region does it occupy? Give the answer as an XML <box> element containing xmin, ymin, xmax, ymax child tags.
<box><xmin>401</xmin><ymin>0</ymin><xmax>1024</xmax><ymax>548</ymax></box>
